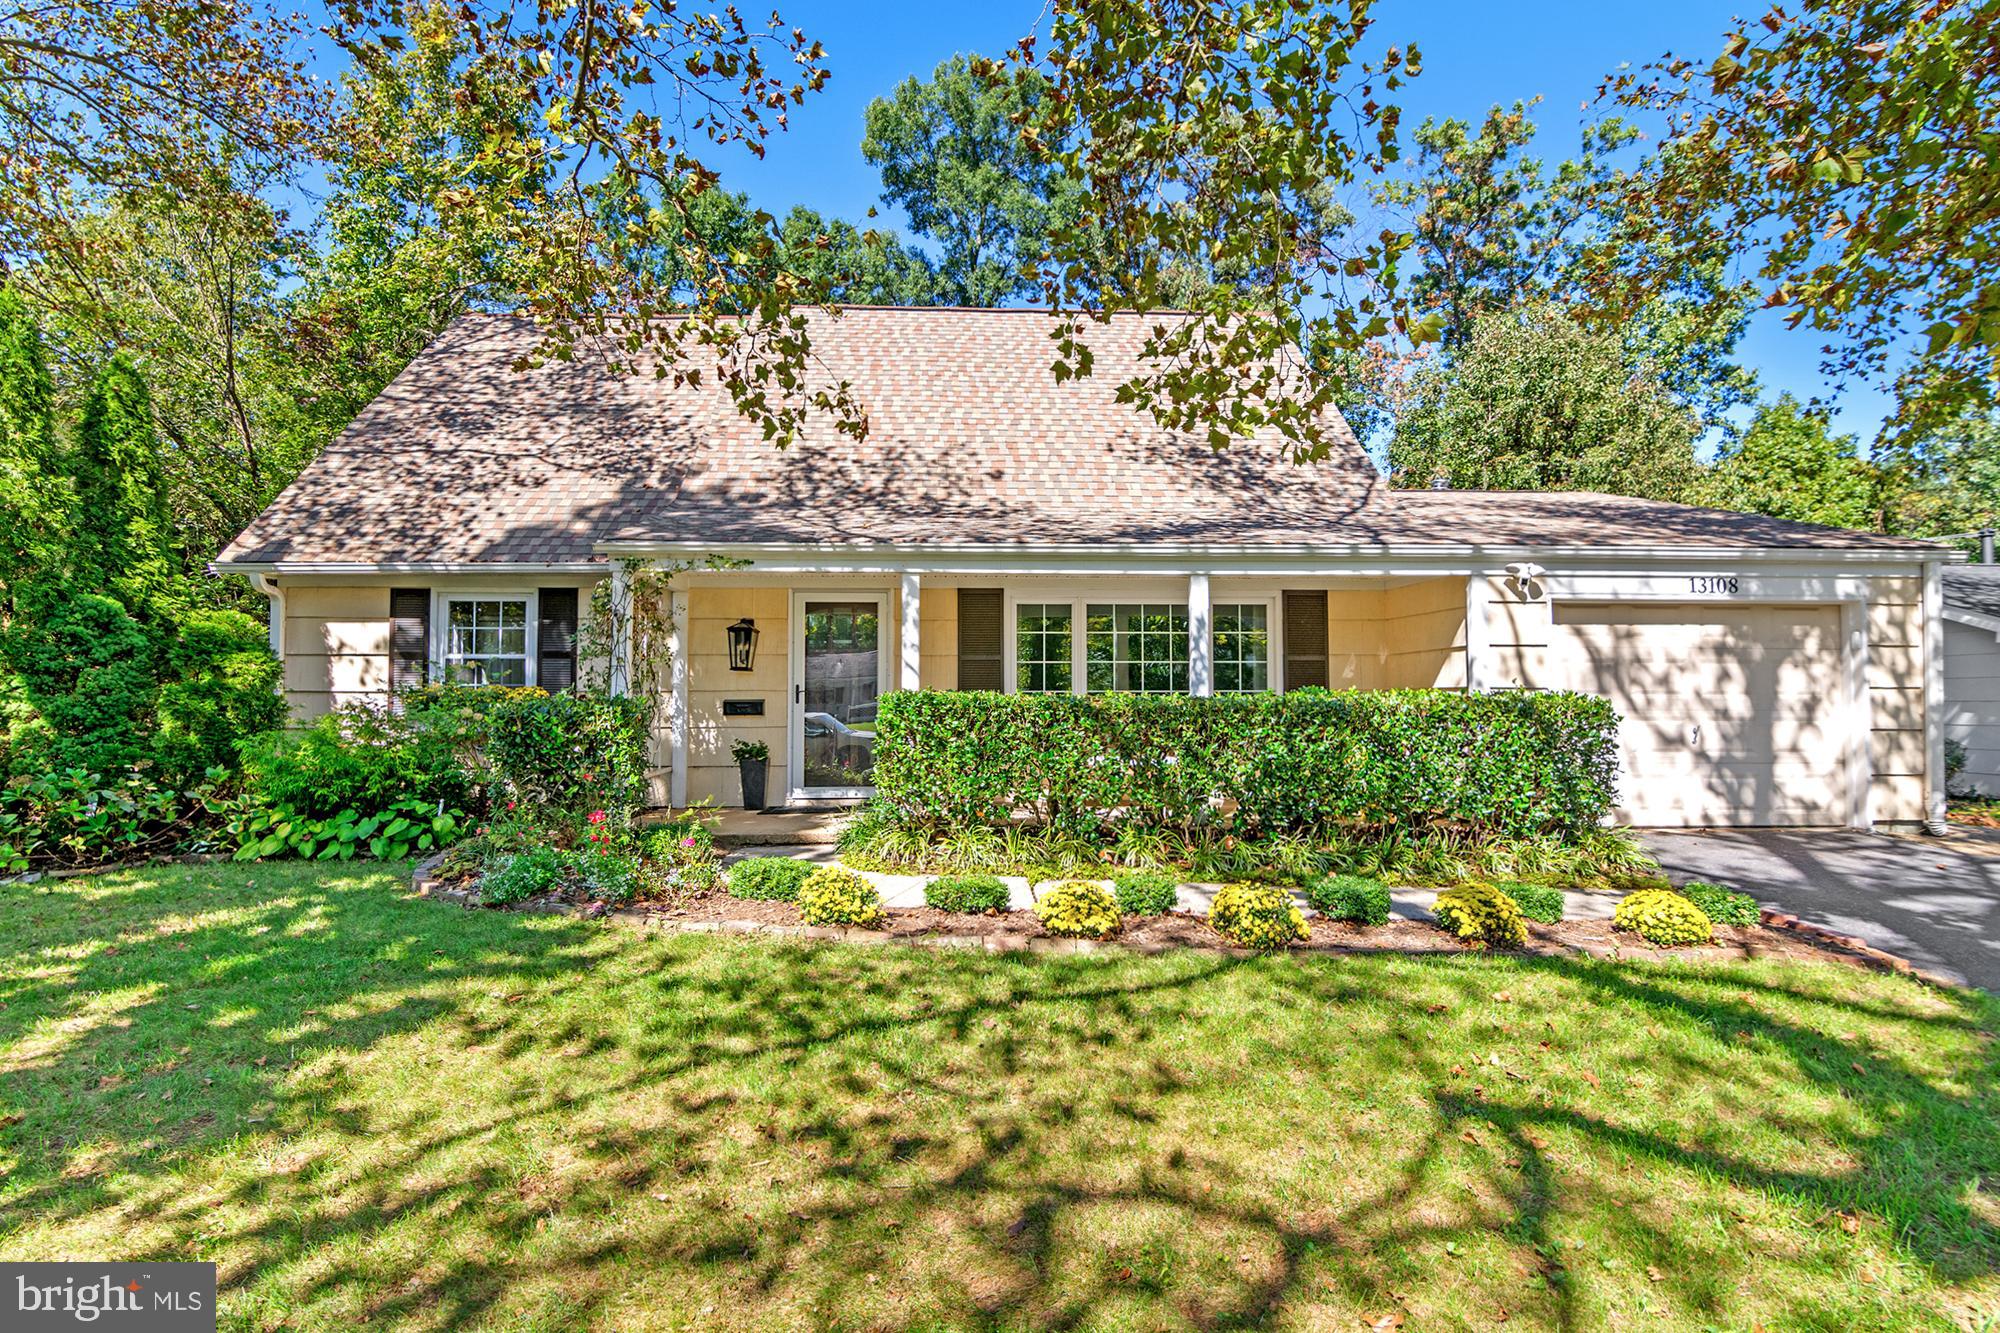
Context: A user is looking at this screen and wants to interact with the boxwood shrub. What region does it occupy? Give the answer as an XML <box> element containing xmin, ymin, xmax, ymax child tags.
<box><xmin>871</xmin><ymin>688</ymin><xmax>1617</xmax><ymax>842</ymax></box>
<box><xmin>1306</xmin><ymin>874</ymin><xmax>1391</xmax><ymax>926</ymax></box>
<box><xmin>728</xmin><ymin>856</ymin><xmax>815</xmax><ymax>902</ymax></box>
<box><xmin>1112</xmin><ymin>870</ymin><xmax>1181</xmax><ymax>915</ymax></box>
<box><xmin>1497</xmin><ymin>881</ymin><xmax>1567</xmax><ymax>924</ymax></box>
<box><xmin>924</xmin><ymin>873</ymin><xmax>1011</xmax><ymax>914</ymax></box>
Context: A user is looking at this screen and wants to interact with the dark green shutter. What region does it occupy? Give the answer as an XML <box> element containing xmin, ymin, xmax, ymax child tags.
<box><xmin>1282</xmin><ymin>590</ymin><xmax>1329</xmax><ymax>690</ymax></box>
<box><xmin>956</xmin><ymin>588</ymin><xmax>1004</xmax><ymax>691</ymax></box>
<box><xmin>389</xmin><ymin>588</ymin><xmax>430</xmax><ymax>694</ymax></box>
<box><xmin>537</xmin><ymin>588</ymin><xmax>579</xmax><ymax>692</ymax></box>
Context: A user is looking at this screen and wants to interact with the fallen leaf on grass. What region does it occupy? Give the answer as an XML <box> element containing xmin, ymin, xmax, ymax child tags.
<box><xmin>1580</xmin><ymin>1070</ymin><xmax>1601</xmax><ymax>1089</ymax></box>
<box><xmin>1647</xmin><ymin>1265</ymin><xmax>1664</xmax><ymax>1282</ymax></box>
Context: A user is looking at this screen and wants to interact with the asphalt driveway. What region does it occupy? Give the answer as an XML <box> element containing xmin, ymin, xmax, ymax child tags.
<box><xmin>1642</xmin><ymin>828</ymin><xmax>2000</xmax><ymax>992</ymax></box>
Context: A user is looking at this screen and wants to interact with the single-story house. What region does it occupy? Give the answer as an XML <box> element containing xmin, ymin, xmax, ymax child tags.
<box><xmin>1944</xmin><ymin>566</ymin><xmax>2000</xmax><ymax>796</ymax></box>
<box><xmin>214</xmin><ymin>308</ymin><xmax>1957</xmax><ymax>829</ymax></box>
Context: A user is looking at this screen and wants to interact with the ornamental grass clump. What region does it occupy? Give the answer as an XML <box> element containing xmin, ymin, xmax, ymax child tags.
<box><xmin>924</xmin><ymin>873</ymin><xmax>1010</xmax><ymax>914</ymax></box>
<box><xmin>1679</xmin><ymin>880</ymin><xmax>1759</xmax><ymax>927</ymax></box>
<box><xmin>1433</xmin><ymin>883</ymin><xmax>1528</xmax><ymax>949</ymax></box>
<box><xmin>1034</xmin><ymin>880</ymin><xmax>1121</xmax><ymax>938</ymax></box>
<box><xmin>1497</xmin><ymin>881</ymin><xmax>1567</xmax><ymax>924</ymax></box>
<box><xmin>797</xmin><ymin>867</ymin><xmax>885</xmax><ymax>927</ymax></box>
<box><xmin>1615</xmin><ymin>888</ymin><xmax>1713</xmax><ymax>946</ymax></box>
<box><xmin>727</xmin><ymin>856</ymin><xmax>814</xmax><ymax>902</ymax></box>
<box><xmin>1112</xmin><ymin>869</ymin><xmax>1180</xmax><ymax>915</ymax></box>
<box><xmin>1305</xmin><ymin>873</ymin><xmax>1390</xmax><ymax>926</ymax></box>
<box><xmin>1209</xmin><ymin>882</ymin><xmax>1309</xmax><ymax>951</ymax></box>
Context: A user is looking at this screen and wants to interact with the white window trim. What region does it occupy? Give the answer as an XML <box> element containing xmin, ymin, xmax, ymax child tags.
<box><xmin>1000</xmin><ymin>584</ymin><xmax>1284</xmax><ymax>696</ymax></box>
<box><xmin>1211</xmin><ymin>595</ymin><xmax>1281</xmax><ymax>694</ymax></box>
<box><xmin>432</xmin><ymin>589</ymin><xmax>540</xmax><ymax>688</ymax></box>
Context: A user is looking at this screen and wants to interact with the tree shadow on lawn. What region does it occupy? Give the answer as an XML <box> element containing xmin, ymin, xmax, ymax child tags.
<box><xmin>0</xmin><ymin>865</ymin><xmax>1995</xmax><ymax>1330</ymax></box>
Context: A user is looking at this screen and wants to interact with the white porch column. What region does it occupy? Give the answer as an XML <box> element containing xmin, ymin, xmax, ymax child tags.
<box><xmin>1841</xmin><ymin>598</ymin><xmax>1873</xmax><ymax>830</ymax></box>
<box><xmin>608</xmin><ymin>562</ymin><xmax>633</xmax><ymax>697</ymax></box>
<box><xmin>668</xmin><ymin>587</ymin><xmax>689</xmax><ymax>810</ymax></box>
<box><xmin>1188</xmin><ymin>572</ymin><xmax>1212</xmax><ymax>697</ymax></box>
<box><xmin>1464</xmin><ymin>573</ymin><xmax>1492</xmax><ymax>693</ymax></box>
<box><xmin>900</xmin><ymin>572</ymin><xmax>922</xmax><ymax>692</ymax></box>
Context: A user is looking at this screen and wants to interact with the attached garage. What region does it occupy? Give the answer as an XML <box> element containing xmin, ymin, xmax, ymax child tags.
<box><xmin>1550</xmin><ymin>602</ymin><xmax>1855</xmax><ymax>827</ymax></box>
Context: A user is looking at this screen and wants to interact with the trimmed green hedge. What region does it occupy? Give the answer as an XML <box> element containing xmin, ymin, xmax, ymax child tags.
<box><xmin>872</xmin><ymin>688</ymin><xmax>1618</xmax><ymax>842</ymax></box>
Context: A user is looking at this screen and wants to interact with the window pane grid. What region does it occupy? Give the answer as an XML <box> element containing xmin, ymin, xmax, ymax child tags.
<box><xmin>443</xmin><ymin>597</ymin><xmax>531</xmax><ymax>686</ymax></box>
<box><xmin>1014</xmin><ymin>603</ymin><xmax>1073</xmax><ymax>693</ymax></box>
<box><xmin>1213</xmin><ymin>602</ymin><xmax>1270</xmax><ymax>693</ymax></box>
<box><xmin>1086</xmin><ymin>603</ymin><xmax>1189</xmax><ymax>694</ymax></box>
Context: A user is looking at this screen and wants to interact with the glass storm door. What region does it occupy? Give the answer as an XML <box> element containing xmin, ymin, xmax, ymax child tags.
<box><xmin>791</xmin><ymin>595</ymin><xmax>886</xmax><ymax>796</ymax></box>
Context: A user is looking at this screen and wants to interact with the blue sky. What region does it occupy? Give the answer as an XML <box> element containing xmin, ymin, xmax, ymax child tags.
<box><xmin>681</xmin><ymin>1</ymin><xmax>1891</xmax><ymax>448</ymax></box>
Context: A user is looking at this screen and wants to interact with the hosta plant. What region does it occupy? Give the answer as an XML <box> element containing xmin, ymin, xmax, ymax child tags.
<box><xmin>1033</xmin><ymin>880</ymin><xmax>1121</xmax><ymax>938</ymax></box>
<box><xmin>1615</xmin><ymin>889</ymin><xmax>1713</xmax><ymax>946</ymax></box>
<box><xmin>798</xmin><ymin>867</ymin><xmax>885</xmax><ymax>927</ymax></box>
<box><xmin>1433</xmin><ymin>883</ymin><xmax>1528</xmax><ymax>949</ymax></box>
<box><xmin>1208</xmin><ymin>882</ymin><xmax>1309</xmax><ymax>951</ymax></box>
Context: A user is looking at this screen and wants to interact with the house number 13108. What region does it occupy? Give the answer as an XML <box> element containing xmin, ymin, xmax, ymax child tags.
<box><xmin>1689</xmin><ymin>576</ymin><xmax>1740</xmax><ymax>594</ymax></box>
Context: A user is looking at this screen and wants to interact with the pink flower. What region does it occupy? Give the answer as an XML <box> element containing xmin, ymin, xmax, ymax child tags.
<box><xmin>505</xmin><ymin>800</ymin><xmax>516</xmax><ymax>811</ymax></box>
<box><xmin>681</xmin><ymin>836</ymin><xmax>696</xmax><ymax>848</ymax></box>
<box><xmin>587</xmin><ymin>810</ymin><xmax>607</xmax><ymax>826</ymax></box>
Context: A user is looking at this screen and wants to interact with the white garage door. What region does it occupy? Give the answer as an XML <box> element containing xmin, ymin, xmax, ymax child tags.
<box><xmin>1552</xmin><ymin>603</ymin><xmax>1849</xmax><ymax>827</ymax></box>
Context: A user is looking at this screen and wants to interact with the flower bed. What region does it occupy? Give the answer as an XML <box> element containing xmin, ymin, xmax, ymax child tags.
<box><xmin>424</xmin><ymin>859</ymin><xmax>1892</xmax><ymax>976</ymax></box>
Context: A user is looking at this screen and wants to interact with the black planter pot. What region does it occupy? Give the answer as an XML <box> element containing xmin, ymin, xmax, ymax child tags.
<box><xmin>738</xmin><ymin>758</ymin><xmax>768</xmax><ymax>811</ymax></box>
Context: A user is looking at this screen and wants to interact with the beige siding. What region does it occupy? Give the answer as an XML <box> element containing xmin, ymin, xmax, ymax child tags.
<box><xmin>1324</xmin><ymin>578</ymin><xmax>1466</xmax><ymax>690</ymax></box>
<box><xmin>686</xmin><ymin>586</ymin><xmax>790</xmax><ymax>806</ymax></box>
<box><xmin>920</xmin><ymin>588</ymin><xmax>957</xmax><ymax>691</ymax></box>
<box><xmin>1869</xmin><ymin>579</ymin><xmax>1928</xmax><ymax>822</ymax></box>
<box><xmin>1945</xmin><ymin>618</ymin><xmax>2000</xmax><ymax>793</ymax></box>
<box><xmin>280</xmin><ymin>585</ymin><xmax>391</xmax><ymax>720</ymax></box>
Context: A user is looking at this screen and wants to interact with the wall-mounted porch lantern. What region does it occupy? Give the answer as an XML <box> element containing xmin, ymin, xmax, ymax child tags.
<box><xmin>726</xmin><ymin>618</ymin><xmax>761</xmax><ymax>672</ymax></box>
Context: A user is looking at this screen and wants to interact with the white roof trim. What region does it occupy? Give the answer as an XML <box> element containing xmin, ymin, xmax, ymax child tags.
<box><xmin>1945</xmin><ymin>605</ymin><xmax>2000</xmax><ymax>642</ymax></box>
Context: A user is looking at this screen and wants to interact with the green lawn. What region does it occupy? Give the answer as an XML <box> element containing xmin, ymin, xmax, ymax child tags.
<box><xmin>2</xmin><ymin>864</ymin><xmax>1997</xmax><ymax>1331</ymax></box>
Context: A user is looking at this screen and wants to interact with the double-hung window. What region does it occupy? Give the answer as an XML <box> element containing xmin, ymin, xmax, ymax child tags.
<box><xmin>1010</xmin><ymin>595</ymin><xmax>1276</xmax><ymax>695</ymax></box>
<box><xmin>440</xmin><ymin>595</ymin><xmax>534</xmax><ymax>686</ymax></box>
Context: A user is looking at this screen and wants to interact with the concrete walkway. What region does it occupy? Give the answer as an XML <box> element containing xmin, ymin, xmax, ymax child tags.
<box><xmin>1643</xmin><ymin>828</ymin><xmax>2000</xmax><ymax>992</ymax></box>
<box><xmin>720</xmin><ymin>845</ymin><xmax>1623</xmax><ymax>921</ymax></box>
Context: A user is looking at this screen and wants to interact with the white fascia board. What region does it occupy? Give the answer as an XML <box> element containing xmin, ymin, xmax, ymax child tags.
<box><xmin>212</xmin><ymin>561</ymin><xmax>607</xmax><ymax>577</ymax></box>
<box><xmin>593</xmin><ymin>539</ymin><xmax>1941</xmax><ymax>579</ymax></box>
<box><xmin>1945</xmin><ymin>605</ymin><xmax>2000</xmax><ymax>642</ymax></box>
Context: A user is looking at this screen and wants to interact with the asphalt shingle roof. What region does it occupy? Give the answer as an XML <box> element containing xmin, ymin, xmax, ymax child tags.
<box><xmin>1946</xmin><ymin>568</ymin><xmax>2000</xmax><ymax>619</ymax></box>
<box><xmin>215</xmin><ymin>309</ymin><xmax>1947</xmax><ymax>566</ymax></box>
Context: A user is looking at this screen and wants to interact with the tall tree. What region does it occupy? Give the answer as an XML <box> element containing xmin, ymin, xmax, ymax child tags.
<box><xmin>0</xmin><ymin>0</ymin><xmax>322</xmax><ymax>272</ymax></box>
<box><xmin>986</xmin><ymin>0</ymin><xmax>1424</xmax><ymax>457</ymax></box>
<box><xmin>1880</xmin><ymin>411</ymin><xmax>2000</xmax><ymax>548</ymax></box>
<box><xmin>1387</xmin><ymin>303</ymin><xmax>1703</xmax><ymax>501</ymax></box>
<box><xmin>1703</xmin><ymin>395</ymin><xmax>1880</xmax><ymax>529</ymax></box>
<box><xmin>1379</xmin><ymin>102</ymin><xmax>1757</xmax><ymax>435</ymax></box>
<box><xmin>31</xmin><ymin>184</ymin><xmax>307</xmax><ymax>573</ymax></box>
<box><xmin>862</xmin><ymin>56</ymin><xmax>1075</xmax><ymax>307</ymax></box>
<box><xmin>0</xmin><ymin>283</ymin><xmax>56</xmax><ymax>466</ymax></box>
<box><xmin>1605</xmin><ymin>0</ymin><xmax>2000</xmax><ymax>442</ymax></box>
<box><xmin>68</xmin><ymin>356</ymin><xmax>174</xmax><ymax>615</ymax></box>
<box><xmin>0</xmin><ymin>286</ymin><xmax>67</xmax><ymax>608</ymax></box>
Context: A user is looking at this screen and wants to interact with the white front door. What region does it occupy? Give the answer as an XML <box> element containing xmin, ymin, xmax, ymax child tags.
<box><xmin>788</xmin><ymin>592</ymin><xmax>889</xmax><ymax>799</ymax></box>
